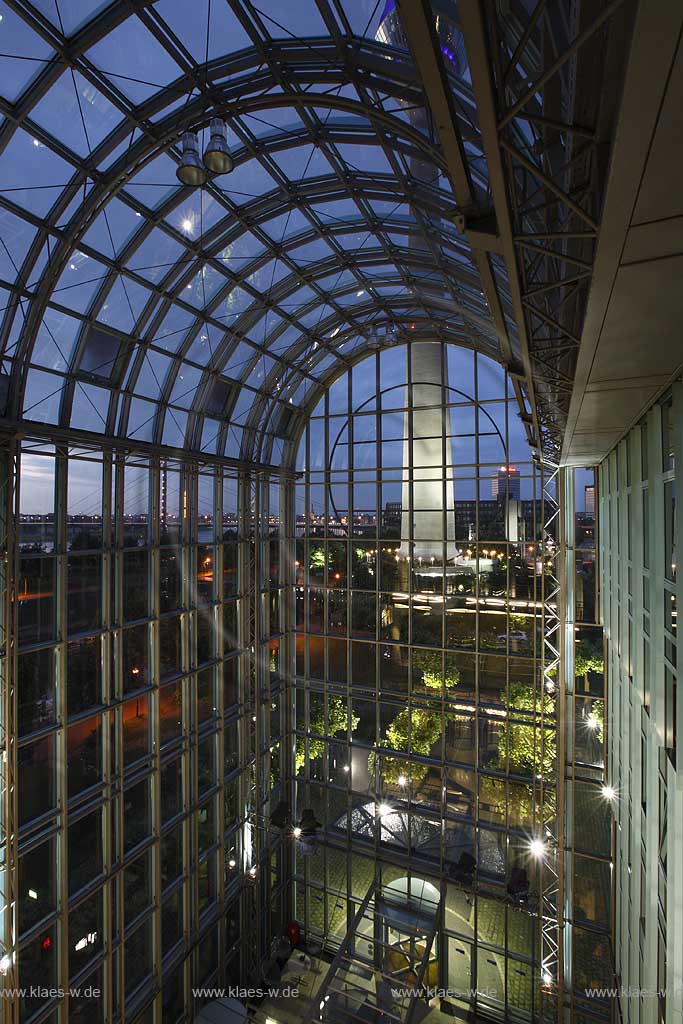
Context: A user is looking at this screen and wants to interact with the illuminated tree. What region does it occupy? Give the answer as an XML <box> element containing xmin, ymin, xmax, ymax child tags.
<box><xmin>368</xmin><ymin>706</ymin><xmax>442</xmax><ymax>785</ymax></box>
<box><xmin>479</xmin><ymin>775</ymin><xmax>556</xmax><ymax>823</ymax></box>
<box><xmin>497</xmin><ymin>683</ymin><xmax>556</xmax><ymax>776</ymax></box>
<box><xmin>574</xmin><ymin>638</ymin><xmax>604</xmax><ymax>679</ymax></box>
<box><xmin>587</xmin><ymin>698</ymin><xmax>605</xmax><ymax>743</ymax></box>
<box><xmin>309</xmin><ymin>547</ymin><xmax>326</xmax><ymax>571</ymax></box>
<box><xmin>413</xmin><ymin>649</ymin><xmax>460</xmax><ymax>691</ymax></box>
<box><xmin>296</xmin><ymin>697</ymin><xmax>358</xmax><ymax>772</ymax></box>
<box><xmin>548</xmin><ymin>634</ymin><xmax>604</xmax><ymax>682</ymax></box>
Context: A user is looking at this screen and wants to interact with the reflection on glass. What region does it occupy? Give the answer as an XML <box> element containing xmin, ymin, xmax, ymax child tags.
<box><xmin>18</xmin><ymin>647</ymin><xmax>55</xmax><ymax>735</ymax></box>
<box><xmin>19</xmin><ymin>735</ymin><xmax>56</xmax><ymax>826</ymax></box>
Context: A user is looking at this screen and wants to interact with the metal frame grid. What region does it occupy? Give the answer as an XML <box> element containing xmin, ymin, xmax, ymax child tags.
<box><xmin>0</xmin><ymin>0</ymin><xmax>523</xmax><ymax>470</ymax></box>
<box><xmin>0</xmin><ymin>437</ymin><xmax>19</xmax><ymax>1023</ymax></box>
<box><xmin>0</xmin><ymin>436</ymin><xmax>288</xmax><ymax>1022</ymax></box>
<box><xmin>291</xmin><ymin>341</ymin><xmax>556</xmax><ymax>1022</ymax></box>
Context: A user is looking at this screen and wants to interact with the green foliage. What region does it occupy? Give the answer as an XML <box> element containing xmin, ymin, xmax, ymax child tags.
<box><xmin>574</xmin><ymin>638</ymin><xmax>604</xmax><ymax>678</ymax></box>
<box><xmin>413</xmin><ymin>649</ymin><xmax>460</xmax><ymax>691</ymax></box>
<box><xmin>496</xmin><ymin>683</ymin><xmax>556</xmax><ymax>776</ymax></box>
<box><xmin>295</xmin><ymin>697</ymin><xmax>358</xmax><ymax>772</ymax></box>
<box><xmin>587</xmin><ymin>698</ymin><xmax>605</xmax><ymax>743</ymax></box>
<box><xmin>368</xmin><ymin>706</ymin><xmax>442</xmax><ymax>785</ymax></box>
<box><xmin>509</xmin><ymin>614</ymin><xmax>530</xmax><ymax>632</ymax></box>
<box><xmin>309</xmin><ymin>547</ymin><xmax>326</xmax><ymax>570</ymax></box>
<box><xmin>547</xmin><ymin>634</ymin><xmax>604</xmax><ymax>681</ymax></box>
<box><xmin>479</xmin><ymin>775</ymin><xmax>557</xmax><ymax>824</ymax></box>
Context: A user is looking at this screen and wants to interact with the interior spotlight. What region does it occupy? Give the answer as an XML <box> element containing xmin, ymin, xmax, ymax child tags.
<box><xmin>529</xmin><ymin>838</ymin><xmax>546</xmax><ymax>859</ymax></box>
<box><xmin>367</xmin><ymin>325</ymin><xmax>380</xmax><ymax>350</ymax></box>
<box><xmin>292</xmin><ymin>826</ymin><xmax>302</xmax><ymax>839</ymax></box>
<box><xmin>377</xmin><ymin>803</ymin><xmax>392</xmax><ymax>817</ymax></box>
<box><xmin>397</xmin><ymin>774</ymin><xmax>408</xmax><ymax>787</ymax></box>
<box><xmin>601</xmin><ymin>785</ymin><xmax>616</xmax><ymax>801</ymax></box>
<box><xmin>297</xmin><ymin>808</ymin><xmax>322</xmax><ymax>837</ymax></box>
<box><xmin>203</xmin><ymin>117</ymin><xmax>234</xmax><ymax>175</ymax></box>
<box><xmin>297</xmin><ymin>808</ymin><xmax>321</xmax><ymax>857</ymax></box>
<box><xmin>270</xmin><ymin>800</ymin><xmax>291</xmax><ymax>830</ymax></box>
<box><xmin>586</xmin><ymin>716</ymin><xmax>600</xmax><ymax>730</ymax></box>
<box><xmin>176</xmin><ymin>132</ymin><xmax>207</xmax><ymax>187</ymax></box>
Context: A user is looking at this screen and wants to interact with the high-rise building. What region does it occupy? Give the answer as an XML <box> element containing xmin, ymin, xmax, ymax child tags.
<box><xmin>1</xmin><ymin>3</ymin><xmax>680</xmax><ymax>1024</ymax></box>
<box><xmin>492</xmin><ymin>465</ymin><xmax>521</xmax><ymax>500</ymax></box>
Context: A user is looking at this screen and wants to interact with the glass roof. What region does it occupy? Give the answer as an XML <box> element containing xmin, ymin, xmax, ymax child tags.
<box><xmin>0</xmin><ymin>0</ymin><xmax>512</xmax><ymax>466</ymax></box>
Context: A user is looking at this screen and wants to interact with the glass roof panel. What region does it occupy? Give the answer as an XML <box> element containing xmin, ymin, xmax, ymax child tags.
<box><xmin>169</xmin><ymin>362</ymin><xmax>203</xmax><ymax>408</ymax></box>
<box><xmin>218</xmin><ymin>231</ymin><xmax>267</xmax><ymax>269</ymax></box>
<box><xmin>0</xmin><ymin>130</ymin><xmax>75</xmax><ymax>217</ymax></box>
<box><xmin>31</xmin><ymin>310</ymin><xmax>81</xmax><ymax>373</ymax></box>
<box><xmin>0</xmin><ymin>1</ymin><xmax>507</xmax><ymax>458</ymax></box>
<box><xmin>261</xmin><ymin>208</ymin><xmax>311</xmax><ymax>242</ymax></box>
<box><xmin>128</xmin><ymin>228</ymin><xmax>186</xmax><ymax>283</ymax></box>
<box><xmin>154</xmin><ymin>0</ymin><xmax>253</xmax><ymax>61</ymax></box>
<box><xmin>127</xmin><ymin>396</ymin><xmax>156</xmax><ymax>441</ymax></box>
<box><xmin>220</xmin><ymin>286</ymin><xmax>254</xmax><ymax>320</ymax></box>
<box><xmin>334</xmin><ymin>143</ymin><xmax>394</xmax><ymax>175</ymax></box>
<box><xmin>84</xmin><ymin>17</ymin><xmax>184</xmax><ymax>102</ymax></box>
<box><xmin>23</xmin><ymin>368</ymin><xmax>63</xmax><ymax>424</ymax></box>
<box><xmin>252</xmin><ymin>0</ymin><xmax>330</xmax><ymax>39</ymax></box>
<box><xmin>98</xmin><ymin>277</ymin><xmax>155</xmax><ymax>332</ymax></box>
<box><xmin>151</xmin><ymin>304</ymin><xmax>197</xmax><ymax>353</ymax></box>
<box><xmin>30</xmin><ymin>71</ymin><xmax>122</xmax><ymax>157</ymax></box>
<box><xmin>81</xmin><ymin>198</ymin><xmax>142</xmax><ymax>257</ymax></box>
<box><xmin>71</xmin><ymin>381</ymin><xmax>109</xmax><ymax>431</ymax></box>
<box><xmin>242</xmin><ymin>108</ymin><xmax>305</xmax><ymax>138</ymax></box>
<box><xmin>338</xmin><ymin>0</ymin><xmax>393</xmax><ymax>39</ymax></box>
<box><xmin>0</xmin><ymin>207</ymin><xmax>37</xmax><ymax>279</ymax></box>
<box><xmin>277</xmin><ymin>145</ymin><xmax>336</xmax><ymax>182</ymax></box>
<box><xmin>124</xmin><ymin>153</ymin><xmax>180</xmax><ymax>209</ymax></box>
<box><xmin>132</xmin><ymin>349</ymin><xmax>174</xmax><ymax>397</ymax></box>
<box><xmin>54</xmin><ymin>252</ymin><xmax>108</xmax><ymax>313</ymax></box>
<box><xmin>218</xmin><ymin>158</ymin><xmax>277</xmax><ymax>203</ymax></box>
<box><xmin>0</xmin><ymin>8</ymin><xmax>53</xmax><ymax>102</ymax></box>
<box><xmin>31</xmin><ymin>0</ymin><xmax>110</xmax><ymax>36</ymax></box>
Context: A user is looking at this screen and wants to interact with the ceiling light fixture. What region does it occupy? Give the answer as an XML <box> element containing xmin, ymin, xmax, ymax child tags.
<box><xmin>176</xmin><ymin>119</ymin><xmax>234</xmax><ymax>187</ymax></box>
<box><xmin>176</xmin><ymin>131</ymin><xmax>207</xmax><ymax>187</ymax></box>
<box><xmin>203</xmin><ymin>117</ymin><xmax>234</xmax><ymax>175</ymax></box>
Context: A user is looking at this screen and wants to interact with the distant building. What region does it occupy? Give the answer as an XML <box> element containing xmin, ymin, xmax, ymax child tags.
<box><xmin>585</xmin><ymin>484</ymin><xmax>595</xmax><ymax>516</ymax></box>
<box><xmin>382</xmin><ymin>501</ymin><xmax>402</xmax><ymax>533</ymax></box>
<box><xmin>491</xmin><ymin>465</ymin><xmax>521</xmax><ymax>500</ymax></box>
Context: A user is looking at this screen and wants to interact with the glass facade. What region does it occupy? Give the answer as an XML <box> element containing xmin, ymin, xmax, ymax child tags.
<box><xmin>291</xmin><ymin>343</ymin><xmax>556</xmax><ymax>1020</ymax></box>
<box><xmin>9</xmin><ymin>445</ymin><xmax>256</xmax><ymax>1021</ymax></box>
<box><xmin>600</xmin><ymin>386</ymin><xmax>683</xmax><ymax>1024</ymax></box>
<box><xmin>0</xmin><ymin>1</ymin><xmax>635</xmax><ymax>1021</ymax></box>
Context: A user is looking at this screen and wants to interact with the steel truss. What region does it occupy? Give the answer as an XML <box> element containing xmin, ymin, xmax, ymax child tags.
<box><xmin>461</xmin><ymin>0</ymin><xmax>634</xmax><ymax>464</ymax></box>
<box><xmin>539</xmin><ymin>462</ymin><xmax>563</xmax><ymax>1021</ymax></box>
<box><xmin>0</xmin><ymin>439</ymin><xmax>19</xmax><ymax>1023</ymax></box>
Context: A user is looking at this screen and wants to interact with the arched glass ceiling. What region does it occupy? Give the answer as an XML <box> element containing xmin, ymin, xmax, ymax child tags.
<box><xmin>0</xmin><ymin>0</ymin><xmax>517</xmax><ymax>467</ymax></box>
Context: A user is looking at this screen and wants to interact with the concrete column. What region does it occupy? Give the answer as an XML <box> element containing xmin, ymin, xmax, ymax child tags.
<box><xmin>400</xmin><ymin>342</ymin><xmax>456</xmax><ymax>561</ymax></box>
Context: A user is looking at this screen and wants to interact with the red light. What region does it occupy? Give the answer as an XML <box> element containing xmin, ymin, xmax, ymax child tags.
<box><xmin>41</xmin><ymin>936</ymin><xmax>51</xmax><ymax>951</ymax></box>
